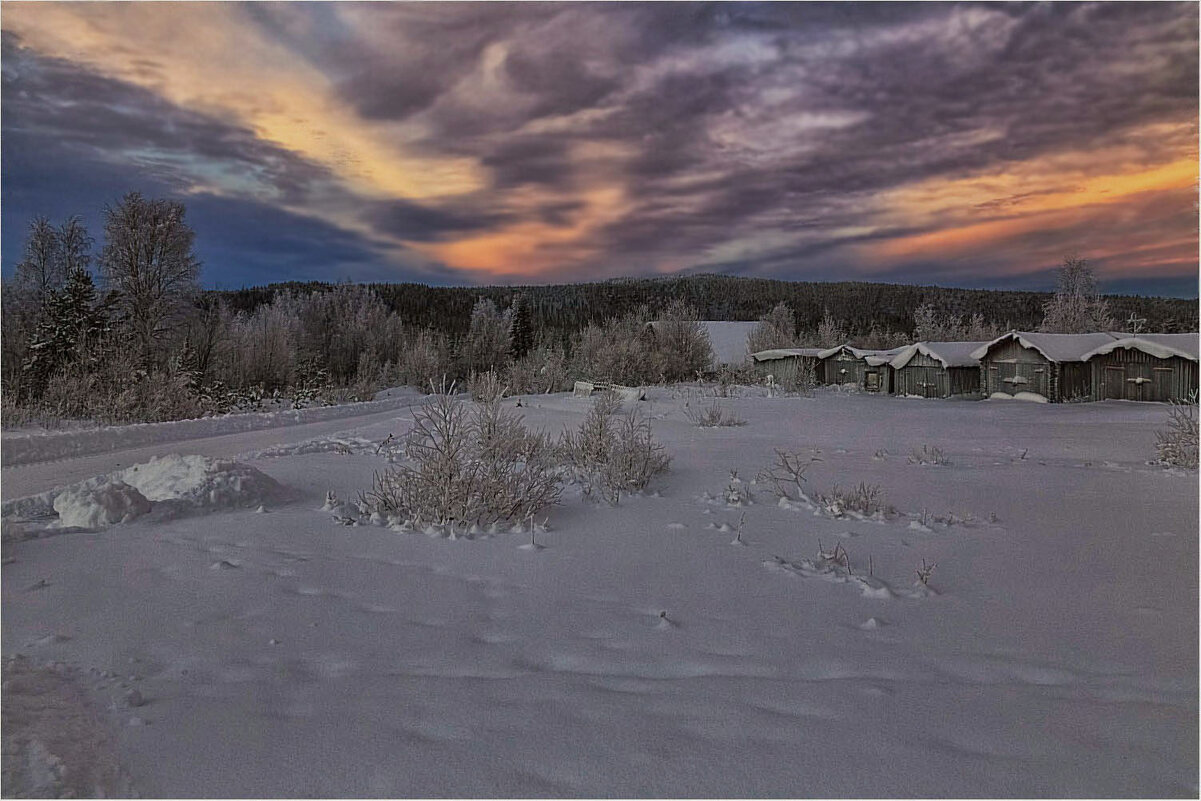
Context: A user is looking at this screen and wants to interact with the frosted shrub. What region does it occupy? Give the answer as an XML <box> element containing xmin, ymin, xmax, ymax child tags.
<box><xmin>361</xmin><ymin>390</ymin><xmax>560</xmax><ymax>527</ymax></box>
<box><xmin>683</xmin><ymin>398</ymin><xmax>746</xmax><ymax>427</ymax></box>
<box><xmin>560</xmin><ymin>399</ymin><xmax>670</xmax><ymax>504</ymax></box>
<box><xmin>504</xmin><ymin>344</ymin><xmax>570</xmax><ymax>395</ymax></box>
<box><xmin>1155</xmin><ymin>392</ymin><xmax>1199</xmax><ymax>469</ymax></box>
<box><xmin>817</xmin><ymin>482</ymin><xmax>893</xmax><ymax>519</ymax></box>
<box><xmin>907</xmin><ymin>444</ymin><xmax>950</xmax><ymax>466</ymax></box>
<box><xmin>466</xmin><ymin>369</ymin><xmax>506</xmax><ymax>403</ymax></box>
<box><xmin>757</xmin><ymin>448</ymin><xmax>822</xmax><ymax>503</ymax></box>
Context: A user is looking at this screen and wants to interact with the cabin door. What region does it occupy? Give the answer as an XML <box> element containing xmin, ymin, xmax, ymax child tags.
<box><xmin>1102</xmin><ymin>367</ymin><xmax>1125</xmax><ymax>400</ymax></box>
<box><xmin>1153</xmin><ymin>368</ymin><xmax>1174</xmax><ymax>402</ymax></box>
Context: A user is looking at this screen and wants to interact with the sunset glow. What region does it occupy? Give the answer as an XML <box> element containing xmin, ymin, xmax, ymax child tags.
<box><xmin>2</xmin><ymin>2</ymin><xmax>1197</xmax><ymax>293</ymax></box>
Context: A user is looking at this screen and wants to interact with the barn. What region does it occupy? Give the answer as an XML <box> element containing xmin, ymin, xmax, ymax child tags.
<box><xmin>888</xmin><ymin>341</ymin><xmax>988</xmax><ymax>399</ymax></box>
<box><xmin>820</xmin><ymin>345</ymin><xmax>906</xmax><ymax>393</ymax></box>
<box><xmin>750</xmin><ymin>347</ymin><xmax>826</xmax><ymax>387</ymax></box>
<box><xmin>1081</xmin><ymin>334</ymin><xmax>1199</xmax><ymax>402</ymax></box>
<box><xmin>970</xmin><ymin>332</ymin><xmax>1120</xmax><ymax>402</ymax></box>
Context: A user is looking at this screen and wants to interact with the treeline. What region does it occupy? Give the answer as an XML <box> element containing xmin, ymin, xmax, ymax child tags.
<box><xmin>218</xmin><ymin>274</ymin><xmax>1198</xmax><ymax>340</ymax></box>
<box><xmin>4</xmin><ymin>194</ymin><xmax>1196</xmax><ymax>427</ymax></box>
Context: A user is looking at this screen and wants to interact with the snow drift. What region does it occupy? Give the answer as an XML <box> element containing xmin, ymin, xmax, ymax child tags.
<box><xmin>5</xmin><ymin>454</ymin><xmax>284</xmax><ymax>532</ymax></box>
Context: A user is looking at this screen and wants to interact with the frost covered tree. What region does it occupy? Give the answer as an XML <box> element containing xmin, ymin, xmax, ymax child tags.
<box><xmin>99</xmin><ymin>193</ymin><xmax>201</xmax><ymax>364</ymax></box>
<box><xmin>1039</xmin><ymin>256</ymin><xmax>1115</xmax><ymax>334</ymax></box>
<box><xmin>815</xmin><ymin>308</ymin><xmax>847</xmax><ymax>347</ymax></box>
<box><xmin>14</xmin><ymin>216</ymin><xmax>64</xmax><ymax>300</ymax></box>
<box><xmin>461</xmin><ymin>298</ymin><xmax>511</xmax><ymax>375</ymax></box>
<box><xmin>57</xmin><ymin>216</ymin><xmax>93</xmax><ymax>278</ymax></box>
<box><xmin>748</xmin><ymin>302</ymin><xmax>797</xmax><ymax>354</ymax></box>
<box><xmin>652</xmin><ymin>298</ymin><xmax>712</xmax><ymax>381</ymax></box>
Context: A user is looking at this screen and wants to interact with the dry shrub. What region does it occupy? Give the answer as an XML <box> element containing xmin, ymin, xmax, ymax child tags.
<box><xmin>683</xmin><ymin>398</ymin><xmax>746</xmax><ymax>427</ymax></box>
<box><xmin>361</xmin><ymin>390</ymin><xmax>559</xmax><ymax>527</ymax></box>
<box><xmin>560</xmin><ymin>397</ymin><xmax>670</xmax><ymax>504</ymax></box>
<box><xmin>1155</xmin><ymin>392</ymin><xmax>1198</xmax><ymax>469</ymax></box>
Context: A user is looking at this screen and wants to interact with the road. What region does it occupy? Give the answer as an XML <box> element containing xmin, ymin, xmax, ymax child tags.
<box><xmin>1</xmin><ymin>398</ymin><xmax>424</xmax><ymax>502</ymax></box>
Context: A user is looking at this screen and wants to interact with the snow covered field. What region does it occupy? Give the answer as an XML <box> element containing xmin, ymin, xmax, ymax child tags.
<box><xmin>2</xmin><ymin>387</ymin><xmax>1197</xmax><ymax>797</ymax></box>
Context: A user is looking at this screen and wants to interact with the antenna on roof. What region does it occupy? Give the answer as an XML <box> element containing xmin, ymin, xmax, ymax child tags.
<box><xmin>1126</xmin><ymin>312</ymin><xmax>1146</xmax><ymax>335</ymax></box>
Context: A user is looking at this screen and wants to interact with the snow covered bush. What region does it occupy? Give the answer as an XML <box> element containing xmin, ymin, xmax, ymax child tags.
<box><xmin>908</xmin><ymin>444</ymin><xmax>950</xmax><ymax>466</ymax></box>
<box><xmin>503</xmin><ymin>342</ymin><xmax>570</xmax><ymax>395</ymax></box>
<box><xmin>559</xmin><ymin>398</ymin><xmax>670</xmax><ymax>504</ymax></box>
<box><xmin>361</xmin><ymin>391</ymin><xmax>560</xmax><ymax>527</ymax></box>
<box><xmin>817</xmin><ymin>482</ymin><xmax>893</xmax><ymax>519</ymax></box>
<box><xmin>683</xmin><ymin>398</ymin><xmax>746</xmax><ymax>427</ymax></box>
<box><xmin>756</xmin><ymin>448</ymin><xmax>822</xmax><ymax>503</ymax></box>
<box><xmin>1155</xmin><ymin>392</ymin><xmax>1198</xmax><ymax>469</ymax></box>
<box><xmin>466</xmin><ymin>369</ymin><xmax>505</xmax><ymax>403</ymax></box>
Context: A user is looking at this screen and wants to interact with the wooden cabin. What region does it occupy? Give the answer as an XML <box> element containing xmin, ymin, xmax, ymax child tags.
<box><xmin>1082</xmin><ymin>334</ymin><xmax>1198</xmax><ymax>402</ymax></box>
<box><xmin>971</xmin><ymin>332</ymin><xmax>1119</xmax><ymax>402</ymax></box>
<box><xmin>750</xmin><ymin>348</ymin><xmax>826</xmax><ymax>387</ymax></box>
<box><xmin>889</xmin><ymin>341</ymin><xmax>988</xmax><ymax>399</ymax></box>
<box><xmin>820</xmin><ymin>345</ymin><xmax>905</xmax><ymax>393</ymax></box>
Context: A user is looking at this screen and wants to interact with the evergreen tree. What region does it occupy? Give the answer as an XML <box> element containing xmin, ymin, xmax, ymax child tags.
<box><xmin>508</xmin><ymin>293</ymin><xmax>534</xmax><ymax>360</ymax></box>
<box><xmin>21</xmin><ymin>269</ymin><xmax>108</xmax><ymax>399</ymax></box>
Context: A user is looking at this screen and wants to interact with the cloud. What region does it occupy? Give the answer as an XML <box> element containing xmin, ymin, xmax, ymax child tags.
<box><xmin>2</xmin><ymin>2</ymin><xmax>1197</xmax><ymax>294</ymax></box>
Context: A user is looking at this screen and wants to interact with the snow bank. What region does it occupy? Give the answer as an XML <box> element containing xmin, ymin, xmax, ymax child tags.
<box><xmin>988</xmin><ymin>391</ymin><xmax>1049</xmax><ymax>403</ymax></box>
<box><xmin>6</xmin><ymin>455</ymin><xmax>283</xmax><ymax>531</ymax></box>
<box><xmin>52</xmin><ymin>480</ymin><xmax>151</xmax><ymax>529</ymax></box>
<box><xmin>119</xmin><ymin>455</ymin><xmax>280</xmax><ymax>509</ymax></box>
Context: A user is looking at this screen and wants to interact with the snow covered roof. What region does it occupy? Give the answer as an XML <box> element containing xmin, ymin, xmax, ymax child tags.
<box><xmin>969</xmin><ymin>332</ymin><xmax>1122</xmax><ymax>363</ymax></box>
<box><xmin>648</xmin><ymin>320</ymin><xmax>759</xmax><ymax>366</ymax></box>
<box><xmin>1078</xmin><ymin>333</ymin><xmax>1199</xmax><ymax>362</ymax></box>
<box><xmin>889</xmin><ymin>341</ymin><xmax>989</xmax><ymax>370</ymax></box>
<box><xmin>827</xmin><ymin>344</ymin><xmax>909</xmax><ymax>367</ymax></box>
<box><xmin>750</xmin><ymin>347</ymin><xmax>826</xmax><ymax>362</ymax></box>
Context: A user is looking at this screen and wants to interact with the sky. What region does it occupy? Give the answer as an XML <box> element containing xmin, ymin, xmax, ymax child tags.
<box><xmin>2</xmin><ymin>2</ymin><xmax>1197</xmax><ymax>295</ymax></box>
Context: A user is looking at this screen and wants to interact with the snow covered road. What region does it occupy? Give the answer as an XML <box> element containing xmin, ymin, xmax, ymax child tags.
<box><xmin>1</xmin><ymin>391</ymin><xmax>427</xmax><ymax>501</ymax></box>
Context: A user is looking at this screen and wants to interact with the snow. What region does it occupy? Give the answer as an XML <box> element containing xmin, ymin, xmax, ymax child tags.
<box><xmin>889</xmin><ymin>340</ymin><xmax>990</xmax><ymax>369</ymax></box>
<box><xmin>1079</xmin><ymin>333</ymin><xmax>1200</xmax><ymax>363</ymax></box>
<box><xmin>7</xmin><ymin>455</ymin><xmax>284</xmax><ymax>533</ymax></box>
<box><xmin>1</xmin><ymin>387</ymin><xmax>1196</xmax><ymax>796</ymax></box>
<box><xmin>1</xmin><ymin>388</ymin><xmax>425</xmax><ymax>468</ymax></box>
<box><xmin>988</xmin><ymin>391</ymin><xmax>1050</xmax><ymax>403</ymax></box>
<box><xmin>751</xmin><ymin>347</ymin><xmax>826</xmax><ymax>362</ymax></box>
<box><xmin>52</xmin><ymin>479</ymin><xmax>151</xmax><ymax>529</ymax></box>
<box><xmin>970</xmin><ymin>331</ymin><xmax>1121</xmax><ymax>362</ymax></box>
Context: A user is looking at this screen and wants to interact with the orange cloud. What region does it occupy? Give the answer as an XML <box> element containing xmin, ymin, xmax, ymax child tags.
<box><xmin>2</xmin><ymin>3</ymin><xmax>483</xmax><ymax>201</ymax></box>
<box><xmin>863</xmin><ymin>138</ymin><xmax>1198</xmax><ymax>268</ymax></box>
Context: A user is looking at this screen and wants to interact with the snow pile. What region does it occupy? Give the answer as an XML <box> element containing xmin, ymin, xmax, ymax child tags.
<box><xmin>119</xmin><ymin>455</ymin><xmax>280</xmax><ymax>510</ymax></box>
<box><xmin>7</xmin><ymin>455</ymin><xmax>283</xmax><ymax>532</ymax></box>
<box><xmin>52</xmin><ymin>480</ymin><xmax>151</xmax><ymax>529</ymax></box>
<box><xmin>989</xmin><ymin>391</ymin><xmax>1049</xmax><ymax>403</ymax></box>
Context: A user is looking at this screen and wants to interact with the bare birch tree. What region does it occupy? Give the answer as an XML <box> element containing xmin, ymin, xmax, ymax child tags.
<box><xmin>99</xmin><ymin>193</ymin><xmax>201</xmax><ymax>364</ymax></box>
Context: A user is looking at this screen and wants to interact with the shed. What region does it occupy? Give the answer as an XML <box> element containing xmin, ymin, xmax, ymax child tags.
<box><xmin>820</xmin><ymin>345</ymin><xmax>906</xmax><ymax>393</ymax></box>
<box><xmin>1080</xmin><ymin>333</ymin><xmax>1199</xmax><ymax>402</ymax></box>
<box><xmin>647</xmin><ymin>321</ymin><xmax>759</xmax><ymax>369</ymax></box>
<box><xmin>889</xmin><ymin>341</ymin><xmax>988</xmax><ymax>398</ymax></box>
<box><xmin>750</xmin><ymin>347</ymin><xmax>826</xmax><ymax>387</ymax></box>
<box><xmin>970</xmin><ymin>332</ymin><xmax>1121</xmax><ymax>402</ymax></box>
